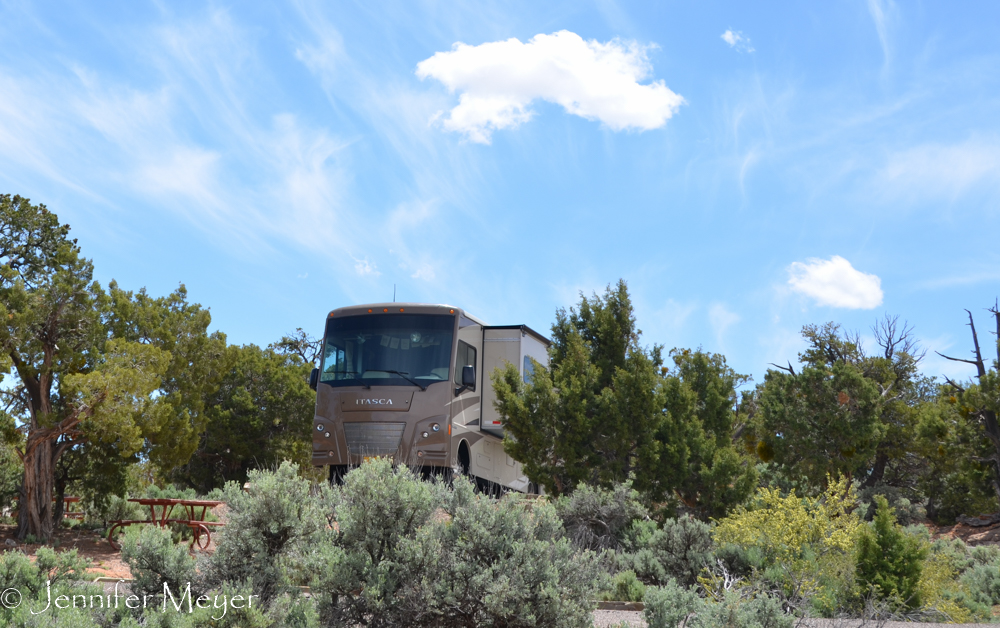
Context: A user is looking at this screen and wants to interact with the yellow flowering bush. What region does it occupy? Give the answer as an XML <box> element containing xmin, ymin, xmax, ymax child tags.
<box><xmin>713</xmin><ymin>476</ymin><xmax>861</xmax><ymax>566</ymax></box>
<box><xmin>916</xmin><ymin>552</ymin><xmax>979</xmax><ymax>623</ymax></box>
<box><xmin>706</xmin><ymin>477</ymin><xmax>862</xmax><ymax>612</ymax></box>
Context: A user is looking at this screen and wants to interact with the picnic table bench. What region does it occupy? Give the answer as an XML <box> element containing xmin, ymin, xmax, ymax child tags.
<box><xmin>107</xmin><ymin>498</ymin><xmax>224</xmax><ymax>550</ymax></box>
<box><xmin>11</xmin><ymin>495</ymin><xmax>85</xmax><ymax>519</ymax></box>
<box><xmin>62</xmin><ymin>496</ymin><xmax>84</xmax><ymax>520</ymax></box>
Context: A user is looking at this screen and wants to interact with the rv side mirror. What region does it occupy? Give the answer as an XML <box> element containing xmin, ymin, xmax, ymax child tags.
<box><xmin>455</xmin><ymin>365</ymin><xmax>476</xmax><ymax>396</ymax></box>
<box><xmin>462</xmin><ymin>364</ymin><xmax>476</xmax><ymax>387</ymax></box>
<box><xmin>309</xmin><ymin>368</ymin><xmax>319</xmax><ymax>391</ymax></box>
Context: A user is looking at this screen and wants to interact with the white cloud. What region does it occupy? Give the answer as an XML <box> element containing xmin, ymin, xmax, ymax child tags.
<box><xmin>720</xmin><ymin>29</ymin><xmax>754</xmax><ymax>53</ymax></box>
<box><xmin>353</xmin><ymin>257</ymin><xmax>380</xmax><ymax>277</ymax></box>
<box><xmin>787</xmin><ymin>256</ymin><xmax>884</xmax><ymax>309</ymax></box>
<box><xmin>416</xmin><ymin>30</ymin><xmax>684</xmax><ymax>144</ymax></box>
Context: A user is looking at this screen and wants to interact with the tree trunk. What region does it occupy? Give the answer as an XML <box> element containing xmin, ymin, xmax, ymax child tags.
<box><xmin>16</xmin><ymin>438</ymin><xmax>55</xmax><ymax>541</ymax></box>
<box><xmin>862</xmin><ymin>452</ymin><xmax>889</xmax><ymax>488</ymax></box>
<box><xmin>53</xmin><ymin>469</ymin><xmax>68</xmax><ymax>528</ymax></box>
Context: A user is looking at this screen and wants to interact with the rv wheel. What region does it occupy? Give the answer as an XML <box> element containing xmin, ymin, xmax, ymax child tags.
<box><xmin>458</xmin><ymin>441</ymin><xmax>471</xmax><ymax>476</ymax></box>
<box><xmin>329</xmin><ymin>465</ymin><xmax>349</xmax><ymax>485</ymax></box>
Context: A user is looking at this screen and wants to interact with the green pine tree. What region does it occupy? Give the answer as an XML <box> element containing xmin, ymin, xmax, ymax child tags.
<box><xmin>855</xmin><ymin>495</ymin><xmax>927</xmax><ymax>609</ymax></box>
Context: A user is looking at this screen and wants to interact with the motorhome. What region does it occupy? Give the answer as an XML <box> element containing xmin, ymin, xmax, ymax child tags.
<box><xmin>309</xmin><ymin>303</ymin><xmax>549</xmax><ymax>493</ymax></box>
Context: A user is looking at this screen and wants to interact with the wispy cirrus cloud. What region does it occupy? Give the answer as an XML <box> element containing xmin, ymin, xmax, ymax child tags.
<box><xmin>877</xmin><ymin>137</ymin><xmax>1000</xmax><ymax>203</ymax></box>
<box><xmin>866</xmin><ymin>0</ymin><xmax>895</xmax><ymax>66</ymax></box>
<box><xmin>0</xmin><ymin>5</ymin><xmax>364</xmax><ymax>266</ymax></box>
<box><xmin>787</xmin><ymin>256</ymin><xmax>884</xmax><ymax>309</ymax></box>
<box><xmin>416</xmin><ymin>30</ymin><xmax>684</xmax><ymax>144</ymax></box>
<box><xmin>709</xmin><ymin>303</ymin><xmax>741</xmax><ymax>349</ymax></box>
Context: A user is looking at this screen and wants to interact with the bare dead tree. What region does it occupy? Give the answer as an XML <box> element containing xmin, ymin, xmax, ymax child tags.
<box><xmin>873</xmin><ymin>314</ymin><xmax>925</xmax><ymax>363</ymax></box>
<box><xmin>270</xmin><ymin>327</ymin><xmax>323</xmax><ymax>366</ymax></box>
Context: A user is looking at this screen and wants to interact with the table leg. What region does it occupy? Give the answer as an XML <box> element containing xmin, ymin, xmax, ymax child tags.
<box><xmin>189</xmin><ymin>523</ymin><xmax>211</xmax><ymax>550</ymax></box>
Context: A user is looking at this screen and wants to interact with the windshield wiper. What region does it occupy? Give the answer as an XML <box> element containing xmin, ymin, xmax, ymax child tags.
<box><xmin>364</xmin><ymin>370</ymin><xmax>426</xmax><ymax>391</ymax></box>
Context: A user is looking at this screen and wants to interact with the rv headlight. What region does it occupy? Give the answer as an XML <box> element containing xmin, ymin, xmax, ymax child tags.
<box><xmin>422</xmin><ymin>431</ymin><xmax>429</xmax><ymax>438</ymax></box>
<box><xmin>316</xmin><ymin>424</ymin><xmax>325</xmax><ymax>431</ymax></box>
<box><xmin>430</xmin><ymin>423</ymin><xmax>440</xmax><ymax>432</ymax></box>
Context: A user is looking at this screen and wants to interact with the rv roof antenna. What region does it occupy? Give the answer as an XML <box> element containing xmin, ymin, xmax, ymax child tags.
<box><xmin>393</xmin><ymin>284</ymin><xmax>396</xmax><ymax>303</ymax></box>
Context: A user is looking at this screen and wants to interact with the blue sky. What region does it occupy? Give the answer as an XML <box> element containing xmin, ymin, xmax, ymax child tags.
<box><xmin>1</xmin><ymin>0</ymin><xmax>998</xmax><ymax>384</ymax></box>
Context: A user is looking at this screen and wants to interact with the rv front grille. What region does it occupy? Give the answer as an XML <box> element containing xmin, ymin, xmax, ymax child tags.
<box><xmin>343</xmin><ymin>422</ymin><xmax>406</xmax><ymax>457</ymax></box>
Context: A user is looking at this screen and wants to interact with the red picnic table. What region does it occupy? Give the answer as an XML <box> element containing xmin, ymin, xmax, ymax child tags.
<box><xmin>107</xmin><ymin>498</ymin><xmax>224</xmax><ymax>550</ymax></box>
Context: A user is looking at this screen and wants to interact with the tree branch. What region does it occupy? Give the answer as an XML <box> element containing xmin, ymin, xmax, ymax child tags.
<box><xmin>990</xmin><ymin>299</ymin><xmax>1000</xmax><ymax>369</ymax></box>
<box><xmin>943</xmin><ymin>376</ymin><xmax>966</xmax><ymax>393</ymax></box>
<box><xmin>768</xmin><ymin>361</ymin><xmax>796</xmax><ymax>375</ymax></box>
<box><xmin>936</xmin><ymin>351</ymin><xmax>979</xmax><ymax>367</ymax></box>
<box><xmin>967</xmin><ymin>309</ymin><xmax>987</xmax><ymax>379</ymax></box>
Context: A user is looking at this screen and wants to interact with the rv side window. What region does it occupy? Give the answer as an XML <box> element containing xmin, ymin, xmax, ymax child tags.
<box><xmin>455</xmin><ymin>341</ymin><xmax>477</xmax><ymax>390</ymax></box>
<box><xmin>523</xmin><ymin>355</ymin><xmax>535</xmax><ymax>384</ymax></box>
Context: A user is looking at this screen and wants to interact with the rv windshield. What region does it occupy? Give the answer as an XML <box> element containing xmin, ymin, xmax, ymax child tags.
<box><xmin>320</xmin><ymin>314</ymin><xmax>455</xmax><ymax>388</ymax></box>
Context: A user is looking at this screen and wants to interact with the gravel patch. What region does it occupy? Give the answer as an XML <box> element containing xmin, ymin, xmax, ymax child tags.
<box><xmin>592</xmin><ymin>609</ymin><xmax>646</xmax><ymax>627</ymax></box>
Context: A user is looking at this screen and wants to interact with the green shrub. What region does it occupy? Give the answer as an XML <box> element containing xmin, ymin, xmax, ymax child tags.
<box><xmin>203</xmin><ymin>460</ymin><xmax>333</xmax><ymax>605</ymax></box>
<box><xmin>917</xmin><ymin>549</ymin><xmax>991</xmax><ymax>623</ymax></box>
<box><xmin>0</xmin><ymin>548</ymin><xmax>105</xmax><ymax>627</ymax></box>
<box><xmin>554</xmin><ymin>480</ymin><xmax>648</xmax><ymax>552</ymax></box>
<box><xmin>927</xmin><ymin>536</ymin><xmax>974</xmax><ymax>573</ymax></box>
<box><xmin>642</xmin><ymin>578</ymin><xmax>701</xmax><ymax>628</ymax></box>
<box><xmin>857</xmin><ymin>484</ymin><xmax>922</xmax><ymax>526</ymax></box>
<box><xmin>311</xmin><ymin>458</ymin><xmax>441</xmax><ymax>628</ymax></box>
<box><xmin>314</xmin><ymin>460</ymin><xmax>601</xmax><ymax>628</ymax></box>
<box><xmin>0</xmin><ymin>546</ymin><xmax>89</xmax><ymax>598</ymax></box>
<box><xmin>170</xmin><ymin>582</ymin><xmax>319</xmax><ymax>628</ymax></box>
<box><xmin>119</xmin><ymin>523</ymin><xmax>198</xmax><ymax>603</ymax></box>
<box><xmin>143</xmin><ymin>484</ymin><xmax>200</xmax><ymax>500</ymax></box>
<box><xmin>87</xmin><ymin>494</ymin><xmax>144</xmax><ymax>529</ymax></box>
<box><xmin>415</xmin><ymin>477</ymin><xmax>602</xmax><ymax>627</ymax></box>
<box><xmin>971</xmin><ymin>543</ymin><xmax>1000</xmax><ymax>566</ymax></box>
<box><xmin>694</xmin><ymin>590</ymin><xmax>793</xmax><ymax>628</ymax></box>
<box><xmin>624</xmin><ymin>515</ymin><xmax>713</xmax><ymax>587</ymax></box>
<box><xmin>960</xmin><ymin>562</ymin><xmax>1000</xmax><ymax>607</ymax></box>
<box><xmin>855</xmin><ymin>495</ymin><xmax>926</xmax><ymax>609</ymax></box>
<box><xmin>712</xmin><ymin>543</ymin><xmax>766</xmax><ymax>580</ymax></box>
<box><xmin>601</xmin><ymin>570</ymin><xmax>646</xmax><ymax>602</ymax></box>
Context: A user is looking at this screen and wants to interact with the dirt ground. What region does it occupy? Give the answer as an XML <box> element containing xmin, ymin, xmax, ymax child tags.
<box><xmin>0</xmin><ymin>523</ymin><xmax>136</xmax><ymax>579</ymax></box>
<box><xmin>928</xmin><ymin>518</ymin><xmax>1000</xmax><ymax>546</ymax></box>
<box><xmin>0</xmin><ymin>504</ymin><xmax>227</xmax><ymax>579</ymax></box>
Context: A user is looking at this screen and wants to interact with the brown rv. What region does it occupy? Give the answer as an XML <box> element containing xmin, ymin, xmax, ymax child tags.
<box><xmin>310</xmin><ymin>303</ymin><xmax>549</xmax><ymax>492</ymax></box>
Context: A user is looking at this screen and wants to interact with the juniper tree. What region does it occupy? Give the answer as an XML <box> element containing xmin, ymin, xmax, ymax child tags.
<box><xmin>0</xmin><ymin>194</ymin><xmax>223</xmax><ymax>540</ymax></box>
<box><xmin>753</xmin><ymin>319</ymin><xmax>924</xmax><ymax>490</ymax></box>
<box><xmin>492</xmin><ymin>280</ymin><xmax>756</xmax><ymax>516</ymax></box>
<box><xmin>171</xmin><ymin>343</ymin><xmax>315</xmax><ymax>493</ymax></box>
